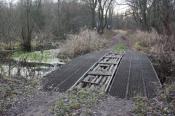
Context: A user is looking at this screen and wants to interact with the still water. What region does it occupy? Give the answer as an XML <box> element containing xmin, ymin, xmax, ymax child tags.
<box><xmin>0</xmin><ymin>49</ymin><xmax>64</xmax><ymax>79</ymax></box>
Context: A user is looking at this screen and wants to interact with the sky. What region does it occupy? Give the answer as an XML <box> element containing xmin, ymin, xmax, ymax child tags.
<box><xmin>114</xmin><ymin>0</ymin><xmax>129</xmax><ymax>14</ymax></box>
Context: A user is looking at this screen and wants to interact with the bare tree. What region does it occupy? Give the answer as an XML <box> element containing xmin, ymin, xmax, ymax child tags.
<box><xmin>127</xmin><ymin>0</ymin><xmax>150</xmax><ymax>31</ymax></box>
<box><xmin>0</xmin><ymin>0</ymin><xmax>99</xmax><ymax>51</ymax></box>
<box><xmin>57</xmin><ymin>0</ymin><xmax>62</xmax><ymax>37</ymax></box>
<box><xmin>32</xmin><ymin>0</ymin><xmax>44</xmax><ymax>30</ymax></box>
<box><xmin>97</xmin><ymin>0</ymin><xmax>114</xmax><ymax>34</ymax></box>
<box><xmin>19</xmin><ymin>0</ymin><xmax>33</xmax><ymax>52</ymax></box>
<box><xmin>161</xmin><ymin>0</ymin><xmax>173</xmax><ymax>35</ymax></box>
<box><xmin>107</xmin><ymin>3</ymin><xmax>114</xmax><ymax>30</ymax></box>
<box><xmin>128</xmin><ymin>0</ymin><xmax>175</xmax><ymax>35</ymax></box>
<box><xmin>0</xmin><ymin>0</ymin><xmax>18</xmax><ymax>49</ymax></box>
<box><xmin>19</xmin><ymin>0</ymin><xmax>44</xmax><ymax>51</ymax></box>
<box><xmin>87</xmin><ymin>0</ymin><xmax>98</xmax><ymax>28</ymax></box>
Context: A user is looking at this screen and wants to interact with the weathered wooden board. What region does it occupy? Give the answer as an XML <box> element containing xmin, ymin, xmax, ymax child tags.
<box><xmin>71</xmin><ymin>52</ymin><xmax>123</xmax><ymax>92</ymax></box>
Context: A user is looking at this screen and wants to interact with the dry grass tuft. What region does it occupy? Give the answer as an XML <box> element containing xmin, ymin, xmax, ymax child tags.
<box><xmin>129</xmin><ymin>30</ymin><xmax>163</xmax><ymax>54</ymax></box>
<box><xmin>129</xmin><ymin>30</ymin><xmax>175</xmax><ymax>56</ymax></box>
<box><xmin>59</xmin><ymin>29</ymin><xmax>108</xmax><ymax>58</ymax></box>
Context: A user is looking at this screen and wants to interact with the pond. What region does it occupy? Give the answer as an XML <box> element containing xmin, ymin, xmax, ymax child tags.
<box><xmin>0</xmin><ymin>49</ymin><xmax>65</xmax><ymax>79</ymax></box>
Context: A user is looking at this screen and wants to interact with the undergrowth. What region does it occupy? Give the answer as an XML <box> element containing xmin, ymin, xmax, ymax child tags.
<box><xmin>0</xmin><ymin>75</ymin><xmax>38</xmax><ymax>115</ymax></box>
<box><xmin>59</xmin><ymin>29</ymin><xmax>108</xmax><ymax>58</ymax></box>
<box><xmin>52</xmin><ymin>88</ymin><xmax>105</xmax><ymax>116</ymax></box>
<box><xmin>133</xmin><ymin>84</ymin><xmax>175</xmax><ymax>115</ymax></box>
<box><xmin>127</xmin><ymin>30</ymin><xmax>175</xmax><ymax>115</ymax></box>
<box><xmin>12</xmin><ymin>50</ymin><xmax>52</xmax><ymax>62</ymax></box>
<box><xmin>127</xmin><ymin>30</ymin><xmax>162</xmax><ymax>53</ymax></box>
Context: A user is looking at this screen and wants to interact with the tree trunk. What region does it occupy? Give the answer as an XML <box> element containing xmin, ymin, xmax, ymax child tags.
<box><xmin>22</xmin><ymin>41</ymin><xmax>32</xmax><ymax>52</ymax></box>
<box><xmin>97</xmin><ymin>7</ymin><xmax>104</xmax><ymax>34</ymax></box>
<box><xmin>91</xmin><ymin>9</ymin><xmax>96</xmax><ymax>28</ymax></box>
<box><xmin>21</xmin><ymin>0</ymin><xmax>32</xmax><ymax>52</ymax></box>
<box><xmin>21</xmin><ymin>28</ymin><xmax>32</xmax><ymax>52</ymax></box>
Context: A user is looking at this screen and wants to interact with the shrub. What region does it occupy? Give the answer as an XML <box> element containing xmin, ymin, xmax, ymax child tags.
<box><xmin>59</xmin><ymin>29</ymin><xmax>108</xmax><ymax>58</ymax></box>
<box><xmin>128</xmin><ymin>30</ymin><xmax>175</xmax><ymax>55</ymax></box>
<box><xmin>128</xmin><ymin>30</ymin><xmax>162</xmax><ymax>53</ymax></box>
<box><xmin>133</xmin><ymin>83</ymin><xmax>175</xmax><ymax>116</ymax></box>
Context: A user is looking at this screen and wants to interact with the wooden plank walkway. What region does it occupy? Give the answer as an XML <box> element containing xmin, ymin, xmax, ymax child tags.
<box><xmin>109</xmin><ymin>51</ymin><xmax>161</xmax><ymax>98</ymax></box>
<box><xmin>42</xmin><ymin>50</ymin><xmax>161</xmax><ymax>99</ymax></box>
<box><xmin>42</xmin><ymin>50</ymin><xmax>107</xmax><ymax>92</ymax></box>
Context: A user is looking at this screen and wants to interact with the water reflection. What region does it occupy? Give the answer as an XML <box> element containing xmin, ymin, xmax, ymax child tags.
<box><xmin>0</xmin><ymin>59</ymin><xmax>61</xmax><ymax>79</ymax></box>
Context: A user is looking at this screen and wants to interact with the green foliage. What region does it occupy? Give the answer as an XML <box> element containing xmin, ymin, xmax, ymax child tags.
<box><xmin>52</xmin><ymin>88</ymin><xmax>105</xmax><ymax>116</ymax></box>
<box><xmin>12</xmin><ymin>50</ymin><xmax>52</xmax><ymax>62</ymax></box>
<box><xmin>113</xmin><ymin>43</ymin><xmax>126</xmax><ymax>53</ymax></box>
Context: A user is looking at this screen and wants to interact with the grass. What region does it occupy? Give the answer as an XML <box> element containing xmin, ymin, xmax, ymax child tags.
<box><xmin>0</xmin><ymin>42</ymin><xmax>21</xmax><ymax>51</ymax></box>
<box><xmin>133</xmin><ymin>84</ymin><xmax>175</xmax><ymax>115</ymax></box>
<box><xmin>113</xmin><ymin>43</ymin><xmax>127</xmax><ymax>53</ymax></box>
<box><xmin>52</xmin><ymin>88</ymin><xmax>105</xmax><ymax>116</ymax></box>
<box><xmin>12</xmin><ymin>50</ymin><xmax>52</xmax><ymax>62</ymax></box>
<box><xmin>132</xmin><ymin>96</ymin><xmax>173</xmax><ymax>115</ymax></box>
<box><xmin>59</xmin><ymin>29</ymin><xmax>108</xmax><ymax>58</ymax></box>
<box><xmin>127</xmin><ymin>30</ymin><xmax>163</xmax><ymax>53</ymax></box>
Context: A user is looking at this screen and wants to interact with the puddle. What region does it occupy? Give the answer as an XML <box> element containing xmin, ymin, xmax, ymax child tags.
<box><xmin>0</xmin><ymin>49</ymin><xmax>65</xmax><ymax>79</ymax></box>
<box><xmin>12</xmin><ymin>49</ymin><xmax>65</xmax><ymax>65</ymax></box>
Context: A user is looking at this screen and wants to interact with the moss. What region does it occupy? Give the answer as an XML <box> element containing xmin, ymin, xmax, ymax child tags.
<box><xmin>113</xmin><ymin>43</ymin><xmax>127</xmax><ymax>53</ymax></box>
<box><xmin>12</xmin><ymin>50</ymin><xmax>52</xmax><ymax>62</ymax></box>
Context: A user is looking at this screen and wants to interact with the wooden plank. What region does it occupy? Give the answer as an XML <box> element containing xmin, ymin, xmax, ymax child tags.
<box><xmin>91</xmin><ymin>76</ymin><xmax>98</xmax><ymax>83</ymax></box>
<box><xmin>104</xmin><ymin>56</ymin><xmax>120</xmax><ymax>58</ymax></box>
<box><xmin>82</xmin><ymin>80</ymin><xmax>99</xmax><ymax>85</ymax></box>
<box><xmin>70</xmin><ymin>51</ymin><xmax>124</xmax><ymax>92</ymax></box>
<box><xmin>95</xmin><ymin>76</ymin><xmax>102</xmax><ymax>84</ymax></box>
<box><xmin>88</xmin><ymin>71</ymin><xmax>112</xmax><ymax>76</ymax></box>
<box><xmin>98</xmin><ymin>62</ymin><xmax>118</xmax><ymax>65</ymax></box>
<box><xmin>101</xmin><ymin>77</ymin><xmax>107</xmax><ymax>85</ymax></box>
